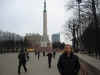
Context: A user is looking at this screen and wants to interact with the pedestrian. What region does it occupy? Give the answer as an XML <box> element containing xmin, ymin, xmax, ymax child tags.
<box><xmin>57</xmin><ymin>44</ymin><xmax>80</xmax><ymax>75</ymax></box>
<box><xmin>18</xmin><ymin>48</ymin><xmax>27</xmax><ymax>75</ymax></box>
<box><xmin>43</xmin><ymin>51</ymin><xmax>45</xmax><ymax>56</ymax></box>
<box><xmin>47</xmin><ymin>51</ymin><xmax>52</xmax><ymax>68</ymax></box>
<box><xmin>53</xmin><ymin>50</ymin><xmax>56</xmax><ymax>59</ymax></box>
<box><xmin>37</xmin><ymin>51</ymin><xmax>40</xmax><ymax>60</ymax></box>
<box><xmin>25</xmin><ymin>48</ymin><xmax>29</xmax><ymax>62</ymax></box>
<box><xmin>35</xmin><ymin>50</ymin><xmax>37</xmax><ymax>58</ymax></box>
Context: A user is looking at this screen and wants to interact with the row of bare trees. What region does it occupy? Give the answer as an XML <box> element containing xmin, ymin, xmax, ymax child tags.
<box><xmin>64</xmin><ymin>0</ymin><xmax>100</xmax><ymax>58</ymax></box>
<box><xmin>0</xmin><ymin>33</ymin><xmax>42</xmax><ymax>53</ymax></box>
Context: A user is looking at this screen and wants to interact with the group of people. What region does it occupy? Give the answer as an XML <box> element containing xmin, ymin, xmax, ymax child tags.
<box><xmin>17</xmin><ymin>44</ymin><xmax>80</xmax><ymax>75</ymax></box>
<box><xmin>34</xmin><ymin>50</ymin><xmax>56</xmax><ymax>68</ymax></box>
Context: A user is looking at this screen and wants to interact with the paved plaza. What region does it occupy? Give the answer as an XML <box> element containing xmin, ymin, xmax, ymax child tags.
<box><xmin>1</xmin><ymin>52</ymin><xmax>100</xmax><ymax>75</ymax></box>
<box><xmin>0</xmin><ymin>53</ymin><xmax>60</xmax><ymax>75</ymax></box>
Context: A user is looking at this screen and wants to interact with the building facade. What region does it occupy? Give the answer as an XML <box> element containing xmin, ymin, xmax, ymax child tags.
<box><xmin>52</xmin><ymin>33</ymin><xmax>60</xmax><ymax>43</ymax></box>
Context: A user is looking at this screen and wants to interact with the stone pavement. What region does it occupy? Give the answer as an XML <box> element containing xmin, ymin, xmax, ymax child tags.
<box><xmin>76</xmin><ymin>53</ymin><xmax>100</xmax><ymax>75</ymax></box>
<box><xmin>76</xmin><ymin>53</ymin><xmax>100</xmax><ymax>71</ymax></box>
<box><xmin>0</xmin><ymin>53</ymin><xmax>60</xmax><ymax>75</ymax></box>
<box><xmin>1</xmin><ymin>52</ymin><xmax>97</xmax><ymax>75</ymax></box>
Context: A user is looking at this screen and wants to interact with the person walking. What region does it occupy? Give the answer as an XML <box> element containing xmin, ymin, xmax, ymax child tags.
<box><xmin>43</xmin><ymin>51</ymin><xmax>45</xmax><ymax>56</ymax></box>
<box><xmin>25</xmin><ymin>48</ymin><xmax>29</xmax><ymax>62</ymax></box>
<box><xmin>47</xmin><ymin>51</ymin><xmax>52</xmax><ymax>68</ymax></box>
<box><xmin>35</xmin><ymin>50</ymin><xmax>37</xmax><ymax>58</ymax></box>
<box><xmin>37</xmin><ymin>51</ymin><xmax>40</xmax><ymax>60</ymax></box>
<box><xmin>57</xmin><ymin>44</ymin><xmax>80</xmax><ymax>75</ymax></box>
<box><xmin>53</xmin><ymin>50</ymin><xmax>56</xmax><ymax>59</ymax></box>
<box><xmin>18</xmin><ymin>48</ymin><xmax>27</xmax><ymax>75</ymax></box>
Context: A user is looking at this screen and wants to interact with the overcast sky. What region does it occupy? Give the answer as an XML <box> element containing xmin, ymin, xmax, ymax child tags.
<box><xmin>0</xmin><ymin>0</ymin><xmax>73</xmax><ymax>43</ymax></box>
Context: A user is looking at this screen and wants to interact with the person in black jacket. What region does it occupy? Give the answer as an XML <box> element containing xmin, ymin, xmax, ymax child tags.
<box><xmin>47</xmin><ymin>52</ymin><xmax>52</xmax><ymax>68</ymax></box>
<box><xmin>18</xmin><ymin>48</ymin><xmax>27</xmax><ymax>75</ymax></box>
<box><xmin>57</xmin><ymin>44</ymin><xmax>80</xmax><ymax>75</ymax></box>
<box><xmin>25</xmin><ymin>48</ymin><xmax>29</xmax><ymax>62</ymax></box>
<box><xmin>37</xmin><ymin>51</ymin><xmax>40</xmax><ymax>60</ymax></box>
<box><xmin>43</xmin><ymin>51</ymin><xmax>45</xmax><ymax>56</ymax></box>
<box><xmin>53</xmin><ymin>50</ymin><xmax>56</xmax><ymax>59</ymax></box>
<box><xmin>35</xmin><ymin>50</ymin><xmax>37</xmax><ymax>58</ymax></box>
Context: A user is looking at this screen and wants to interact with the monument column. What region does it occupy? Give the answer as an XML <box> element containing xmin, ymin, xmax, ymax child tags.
<box><xmin>43</xmin><ymin>0</ymin><xmax>47</xmax><ymax>36</ymax></box>
<box><xmin>41</xmin><ymin>0</ymin><xmax>49</xmax><ymax>48</ymax></box>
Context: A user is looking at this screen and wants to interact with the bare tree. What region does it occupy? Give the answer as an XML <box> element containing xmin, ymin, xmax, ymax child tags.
<box><xmin>64</xmin><ymin>0</ymin><xmax>100</xmax><ymax>57</ymax></box>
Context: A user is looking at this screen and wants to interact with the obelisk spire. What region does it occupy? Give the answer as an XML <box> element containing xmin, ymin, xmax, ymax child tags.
<box><xmin>41</xmin><ymin>0</ymin><xmax>49</xmax><ymax>48</ymax></box>
<box><xmin>43</xmin><ymin>0</ymin><xmax>47</xmax><ymax>36</ymax></box>
<box><xmin>44</xmin><ymin>0</ymin><xmax>46</xmax><ymax>12</ymax></box>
